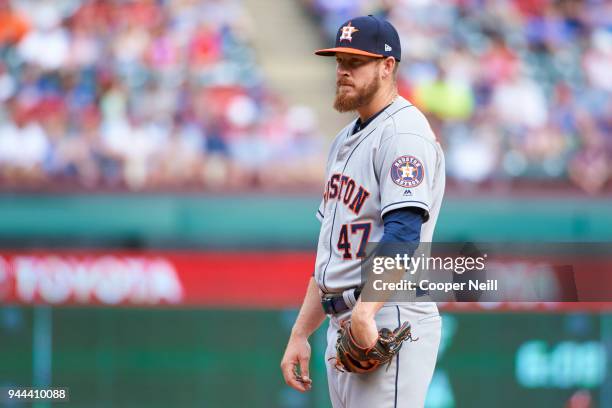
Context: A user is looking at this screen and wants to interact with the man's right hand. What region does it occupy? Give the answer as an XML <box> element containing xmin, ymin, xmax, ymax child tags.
<box><xmin>280</xmin><ymin>334</ymin><xmax>313</xmax><ymax>392</ymax></box>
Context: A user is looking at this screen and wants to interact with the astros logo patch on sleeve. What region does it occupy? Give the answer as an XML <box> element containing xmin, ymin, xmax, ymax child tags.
<box><xmin>391</xmin><ymin>155</ymin><xmax>425</xmax><ymax>187</ymax></box>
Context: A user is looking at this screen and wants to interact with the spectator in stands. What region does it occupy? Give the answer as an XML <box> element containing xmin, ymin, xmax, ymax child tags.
<box><xmin>305</xmin><ymin>0</ymin><xmax>611</xmax><ymax>193</ymax></box>
<box><xmin>0</xmin><ymin>0</ymin><xmax>324</xmax><ymax>191</ymax></box>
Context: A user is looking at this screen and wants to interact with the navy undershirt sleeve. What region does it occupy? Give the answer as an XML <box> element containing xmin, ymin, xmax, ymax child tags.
<box><xmin>376</xmin><ymin>207</ymin><xmax>428</xmax><ymax>296</ymax></box>
<box><xmin>374</xmin><ymin>207</ymin><xmax>425</xmax><ymax>260</ymax></box>
<box><xmin>380</xmin><ymin>207</ymin><xmax>425</xmax><ymax>244</ymax></box>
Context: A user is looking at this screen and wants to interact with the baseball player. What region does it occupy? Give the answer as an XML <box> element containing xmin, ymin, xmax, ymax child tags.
<box><xmin>281</xmin><ymin>15</ymin><xmax>445</xmax><ymax>408</ymax></box>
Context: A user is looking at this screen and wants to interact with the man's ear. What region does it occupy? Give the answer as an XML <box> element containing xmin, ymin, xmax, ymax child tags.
<box><xmin>381</xmin><ymin>57</ymin><xmax>395</xmax><ymax>80</ymax></box>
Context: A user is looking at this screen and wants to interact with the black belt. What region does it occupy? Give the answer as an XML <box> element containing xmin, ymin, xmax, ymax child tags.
<box><xmin>321</xmin><ymin>287</ymin><xmax>429</xmax><ymax>315</ymax></box>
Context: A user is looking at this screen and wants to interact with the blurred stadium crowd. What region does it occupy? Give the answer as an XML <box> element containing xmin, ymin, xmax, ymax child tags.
<box><xmin>0</xmin><ymin>0</ymin><xmax>610</xmax><ymax>193</ymax></box>
<box><xmin>0</xmin><ymin>0</ymin><xmax>322</xmax><ymax>191</ymax></box>
<box><xmin>306</xmin><ymin>0</ymin><xmax>611</xmax><ymax>193</ymax></box>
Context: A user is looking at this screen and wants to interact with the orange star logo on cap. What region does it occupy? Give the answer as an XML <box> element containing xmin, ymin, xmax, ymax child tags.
<box><xmin>339</xmin><ymin>22</ymin><xmax>359</xmax><ymax>42</ymax></box>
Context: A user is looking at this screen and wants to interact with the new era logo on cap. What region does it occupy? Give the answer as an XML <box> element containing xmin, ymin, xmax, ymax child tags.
<box><xmin>314</xmin><ymin>15</ymin><xmax>401</xmax><ymax>61</ymax></box>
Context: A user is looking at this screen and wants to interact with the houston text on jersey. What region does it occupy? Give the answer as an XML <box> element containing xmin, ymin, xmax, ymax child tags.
<box><xmin>323</xmin><ymin>173</ymin><xmax>371</xmax><ymax>215</ymax></box>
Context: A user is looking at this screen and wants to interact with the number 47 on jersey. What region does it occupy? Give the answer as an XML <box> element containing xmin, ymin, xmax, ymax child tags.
<box><xmin>337</xmin><ymin>223</ymin><xmax>371</xmax><ymax>260</ymax></box>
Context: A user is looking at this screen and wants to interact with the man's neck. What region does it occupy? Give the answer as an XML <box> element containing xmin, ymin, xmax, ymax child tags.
<box><xmin>357</xmin><ymin>86</ymin><xmax>398</xmax><ymax>122</ymax></box>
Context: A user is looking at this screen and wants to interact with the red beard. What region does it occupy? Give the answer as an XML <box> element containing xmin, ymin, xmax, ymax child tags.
<box><xmin>333</xmin><ymin>76</ymin><xmax>380</xmax><ymax>112</ymax></box>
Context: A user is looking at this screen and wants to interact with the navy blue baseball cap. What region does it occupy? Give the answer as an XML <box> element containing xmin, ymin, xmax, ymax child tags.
<box><xmin>315</xmin><ymin>15</ymin><xmax>401</xmax><ymax>61</ymax></box>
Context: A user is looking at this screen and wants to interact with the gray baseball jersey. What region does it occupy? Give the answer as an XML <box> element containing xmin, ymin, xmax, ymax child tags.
<box><xmin>314</xmin><ymin>96</ymin><xmax>446</xmax><ymax>294</ymax></box>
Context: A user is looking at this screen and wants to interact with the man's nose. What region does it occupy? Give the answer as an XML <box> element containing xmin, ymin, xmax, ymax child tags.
<box><xmin>337</xmin><ymin>63</ymin><xmax>350</xmax><ymax>77</ymax></box>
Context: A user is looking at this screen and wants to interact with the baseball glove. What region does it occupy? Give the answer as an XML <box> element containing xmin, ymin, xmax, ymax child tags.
<box><xmin>331</xmin><ymin>320</ymin><xmax>416</xmax><ymax>373</ymax></box>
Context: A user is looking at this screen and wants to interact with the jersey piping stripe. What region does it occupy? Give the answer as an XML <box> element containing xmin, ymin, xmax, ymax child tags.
<box><xmin>384</xmin><ymin>104</ymin><xmax>413</xmax><ymax>119</ymax></box>
<box><xmin>317</xmin><ymin>209</ymin><xmax>324</xmax><ymax>219</ymax></box>
<box><xmin>381</xmin><ymin>200</ymin><xmax>430</xmax><ymax>214</ymax></box>
<box><xmin>320</xmin><ymin>127</ymin><xmax>372</xmax><ymax>292</ymax></box>
<box><xmin>320</xmin><ymin>102</ymin><xmax>411</xmax><ymax>293</ymax></box>
<box><xmin>394</xmin><ymin>305</ymin><xmax>401</xmax><ymax>408</ymax></box>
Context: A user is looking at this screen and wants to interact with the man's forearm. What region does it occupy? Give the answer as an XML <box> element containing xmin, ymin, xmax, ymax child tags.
<box><xmin>352</xmin><ymin>298</ymin><xmax>385</xmax><ymax>321</ymax></box>
<box><xmin>291</xmin><ymin>277</ymin><xmax>327</xmax><ymax>338</ymax></box>
<box><xmin>354</xmin><ymin>253</ymin><xmax>407</xmax><ymax>321</ymax></box>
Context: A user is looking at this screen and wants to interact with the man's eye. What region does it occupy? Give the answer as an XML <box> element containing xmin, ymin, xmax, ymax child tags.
<box><xmin>337</xmin><ymin>59</ymin><xmax>366</xmax><ymax>69</ymax></box>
